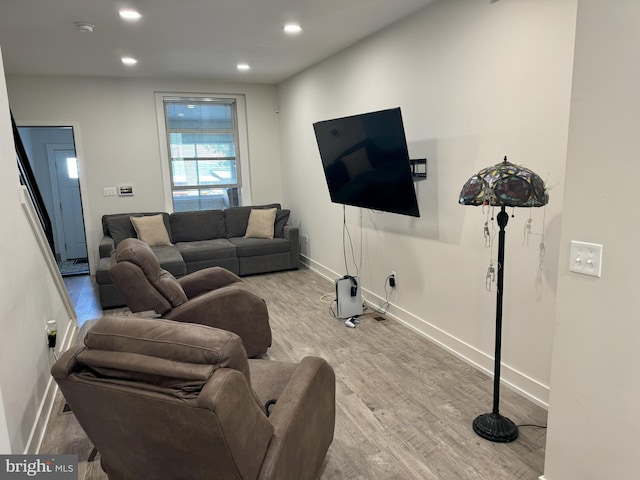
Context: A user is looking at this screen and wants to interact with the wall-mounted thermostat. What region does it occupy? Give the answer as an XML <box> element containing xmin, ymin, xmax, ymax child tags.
<box><xmin>118</xmin><ymin>185</ymin><xmax>134</xmax><ymax>196</ymax></box>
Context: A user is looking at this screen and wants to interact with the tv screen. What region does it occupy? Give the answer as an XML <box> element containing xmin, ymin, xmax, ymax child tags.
<box><xmin>313</xmin><ymin>107</ymin><xmax>420</xmax><ymax>217</ymax></box>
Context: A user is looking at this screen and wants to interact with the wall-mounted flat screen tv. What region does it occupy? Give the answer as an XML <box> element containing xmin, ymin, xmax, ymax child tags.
<box><xmin>313</xmin><ymin>107</ymin><xmax>420</xmax><ymax>217</ymax></box>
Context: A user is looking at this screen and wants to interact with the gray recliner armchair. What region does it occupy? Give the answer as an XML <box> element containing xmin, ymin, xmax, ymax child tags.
<box><xmin>52</xmin><ymin>315</ymin><xmax>336</xmax><ymax>480</ymax></box>
<box><xmin>108</xmin><ymin>237</ymin><xmax>271</xmax><ymax>357</ymax></box>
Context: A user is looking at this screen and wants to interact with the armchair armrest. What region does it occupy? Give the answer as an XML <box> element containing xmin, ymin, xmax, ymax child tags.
<box><xmin>162</xmin><ymin>285</ymin><xmax>272</xmax><ymax>357</ymax></box>
<box><xmin>198</xmin><ymin>369</ymin><xmax>275</xmax><ymax>480</ymax></box>
<box><xmin>257</xmin><ymin>356</ymin><xmax>336</xmax><ymax>480</ymax></box>
<box><xmin>177</xmin><ymin>267</ymin><xmax>244</xmax><ymax>299</ymax></box>
<box><xmin>51</xmin><ymin>346</ymin><xmax>84</xmax><ymax>379</ymax></box>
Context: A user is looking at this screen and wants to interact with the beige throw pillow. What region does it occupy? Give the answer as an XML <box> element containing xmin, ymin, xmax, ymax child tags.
<box><xmin>244</xmin><ymin>208</ymin><xmax>277</xmax><ymax>239</ymax></box>
<box><xmin>130</xmin><ymin>215</ymin><xmax>172</xmax><ymax>247</ymax></box>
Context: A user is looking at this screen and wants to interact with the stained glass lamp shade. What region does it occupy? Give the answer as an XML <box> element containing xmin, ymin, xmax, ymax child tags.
<box><xmin>459</xmin><ymin>157</ymin><xmax>548</xmax><ymax>208</ymax></box>
<box><xmin>459</xmin><ymin>156</ymin><xmax>548</xmax><ymax>443</ymax></box>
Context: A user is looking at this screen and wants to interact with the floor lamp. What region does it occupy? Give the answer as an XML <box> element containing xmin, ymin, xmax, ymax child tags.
<box><xmin>459</xmin><ymin>156</ymin><xmax>548</xmax><ymax>443</ymax></box>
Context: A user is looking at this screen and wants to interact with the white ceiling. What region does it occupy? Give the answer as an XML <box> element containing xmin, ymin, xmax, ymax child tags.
<box><xmin>0</xmin><ymin>0</ymin><xmax>437</xmax><ymax>84</ymax></box>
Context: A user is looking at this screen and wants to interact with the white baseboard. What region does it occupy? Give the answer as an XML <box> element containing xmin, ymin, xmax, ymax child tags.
<box><xmin>26</xmin><ymin>375</ymin><xmax>58</xmax><ymax>454</ymax></box>
<box><xmin>299</xmin><ymin>254</ymin><xmax>336</xmax><ymax>282</ymax></box>
<box><xmin>300</xmin><ymin>255</ymin><xmax>549</xmax><ymax>409</ymax></box>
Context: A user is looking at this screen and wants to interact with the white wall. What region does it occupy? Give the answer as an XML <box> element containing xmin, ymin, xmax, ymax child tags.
<box><xmin>6</xmin><ymin>76</ymin><xmax>281</xmax><ymax>273</ymax></box>
<box><xmin>278</xmin><ymin>0</ymin><xmax>577</xmax><ymax>406</ymax></box>
<box><xmin>0</xmin><ymin>47</ymin><xmax>75</xmax><ymax>453</ymax></box>
<box><xmin>542</xmin><ymin>0</ymin><xmax>640</xmax><ymax>478</ymax></box>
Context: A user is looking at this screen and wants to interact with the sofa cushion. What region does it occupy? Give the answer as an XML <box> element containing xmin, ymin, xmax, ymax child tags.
<box><xmin>170</xmin><ymin>210</ymin><xmax>227</xmax><ymax>242</ymax></box>
<box><xmin>151</xmin><ymin>245</ymin><xmax>186</xmax><ymax>278</ymax></box>
<box><xmin>229</xmin><ymin>237</ymin><xmax>291</xmax><ymax>257</ymax></box>
<box><xmin>274</xmin><ymin>209</ymin><xmax>290</xmax><ymax>238</ymax></box>
<box><xmin>224</xmin><ymin>204</ymin><xmax>281</xmax><ymax>238</ymax></box>
<box><xmin>105</xmin><ymin>215</ymin><xmax>137</xmax><ymax>245</ymax></box>
<box><xmin>175</xmin><ymin>239</ymin><xmax>237</xmax><ymax>263</ymax></box>
<box><xmin>245</xmin><ymin>208</ymin><xmax>277</xmax><ymax>239</ymax></box>
<box><xmin>131</xmin><ymin>214</ymin><xmax>173</xmax><ymax>247</ymax></box>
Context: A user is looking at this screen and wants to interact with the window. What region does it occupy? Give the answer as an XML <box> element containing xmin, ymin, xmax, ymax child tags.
<box><xmin>66</xmin><ymin>157</ymin><xmax>79</xmax><ymax>179</ymax></box>
<box><xmin>158</xmin><ymin>95</ymin><xmax>249</xmax><ymax>211</ymax></box>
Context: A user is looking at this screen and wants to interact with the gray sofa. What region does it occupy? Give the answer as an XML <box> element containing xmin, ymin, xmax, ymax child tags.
<box><xmin>95</xmin><ymin>204</ymin><xmax>299</xmax><ymax>308</ymax></box>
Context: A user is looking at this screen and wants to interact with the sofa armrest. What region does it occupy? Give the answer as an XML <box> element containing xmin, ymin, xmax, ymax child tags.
<box><xmin>99</xmin><ymin>235</ymin><xmax>116</xmax><ymax>258</ymax></box>
<box><xmin>283</xmin><ymin>226</ymin><xmax>300</xmax><ymax>269</ymax></box>
<box><xmin>162</xmin><ymin>285</ymin><xmax>272</xmax><ymax>358</ymax></box>
<box><xmin>283</xmin><ymin>225</ymin><xmax>298</xmax><ymax>242</ymax></box>
<box><xmin>257</xmin><ymin>356</ymin><xmax>335</xmax><ymax>480</ymax></box>
<box><xmin>177</xmin><ymin>267</ymin><xmax>244</xmax><ymax>299</ymax></box>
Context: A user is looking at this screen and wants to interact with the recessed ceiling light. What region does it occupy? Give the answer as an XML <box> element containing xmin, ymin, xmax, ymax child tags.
<box><xmin>237</xmin><ymin>63</ymin><xmax>250</xmax><ymax>71</ymax></box>
<box><xmin>121</xmin><ymin>57</ymin><xmax>138</xmax><ymax>65</ymax></box>
<box><xmin>75</xmin><ymin>22</ymin><xmax>95</xmax><ymax>33</ymax></box>
<box><xmin>119</xmin><ymin>9</ymin><xmax>142</xmax><ymax>21</ymax></box>
<box><xmin>283</xmin><ymin>24</ymin><xmax>302</xmax><ymax>34</ymax></box>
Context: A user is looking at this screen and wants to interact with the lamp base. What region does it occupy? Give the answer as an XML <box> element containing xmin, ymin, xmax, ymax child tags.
<box><xmin>472</xmin><ymin>413</ymin><xmax>518</xmax><ymax>443</ymax></box>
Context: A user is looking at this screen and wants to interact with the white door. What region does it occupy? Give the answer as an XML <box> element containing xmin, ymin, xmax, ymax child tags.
<box><xmin>52</xmin><ymin>149</ymin><xmax>87</xmax><ymax>260</ymax></box>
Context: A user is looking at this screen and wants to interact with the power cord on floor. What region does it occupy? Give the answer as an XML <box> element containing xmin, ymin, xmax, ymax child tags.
<box><xmin>516</xmin><ymin>424</ymin><xmax>547</xmax><ymax>429</ymax></box>
<box><xmin>320</xmin><ymin>293</ymin><xmax>334</xmax><ymax>304</ymax></box>
<box><xmin>320</xmin><ymin>292</ymin><xmax>338</xmax><ymax>318</ymax></box>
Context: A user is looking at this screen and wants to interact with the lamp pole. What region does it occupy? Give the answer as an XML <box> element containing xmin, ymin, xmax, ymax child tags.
<box><xmin>472</xmin><ymin>206</ymin><xmax>519</xmax><ymax>442</ymax></box>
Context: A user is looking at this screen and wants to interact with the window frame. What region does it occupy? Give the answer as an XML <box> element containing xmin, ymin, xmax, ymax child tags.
<box><xmin>155</xmin><ymin>92</ymin><xmax>252</xmax><ymax>212</ymax></box>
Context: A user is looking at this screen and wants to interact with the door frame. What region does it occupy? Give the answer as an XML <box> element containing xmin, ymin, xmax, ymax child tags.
<box><xmin>16</xmin><ymin>120</ymin><xmax>94</xmax><ymax>274</ymax></box>
<box><xmin>46</xmin><ymin>143</ymin><xmax>76</xmax><ymax>261</ymax></box>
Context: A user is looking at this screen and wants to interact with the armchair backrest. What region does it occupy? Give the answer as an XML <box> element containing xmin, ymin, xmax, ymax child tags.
<box><xmin>109</xmin><ymin>238</ymin><xmax>187</xmax><ymax>314</ymax></box>
<box><xmin>52</xmin><ymin>316</ymin><xmax>274</xmax><ymax>480</ymax></box>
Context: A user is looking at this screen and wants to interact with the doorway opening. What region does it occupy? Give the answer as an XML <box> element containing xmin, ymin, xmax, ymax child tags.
<box><xmin>16</xmin><ymin>126</ymin><xmax>88</xmax><ymax>276</ymax></box>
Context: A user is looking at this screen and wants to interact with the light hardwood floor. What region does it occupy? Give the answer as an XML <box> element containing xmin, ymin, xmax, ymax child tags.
<box><xmin>52</xmin><ymin>268</ymin><xmax>547</xmax><ymax>479</ymax></box>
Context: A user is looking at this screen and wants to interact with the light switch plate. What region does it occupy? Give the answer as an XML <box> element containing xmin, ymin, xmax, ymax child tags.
<box><xmin>569</xmin><ymin>241</ymin><xmax>603</xmax><ymax>277</ymax></box>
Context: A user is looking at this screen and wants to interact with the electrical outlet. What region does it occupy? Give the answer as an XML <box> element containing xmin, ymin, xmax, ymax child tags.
<box><xmin>389</xmin><ymin>271</ymin><xmax>396</xmax><ymax>288</ymax></box>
